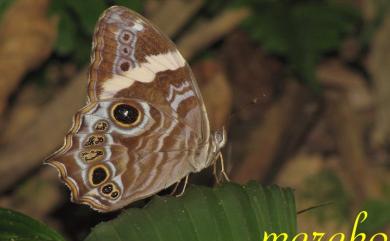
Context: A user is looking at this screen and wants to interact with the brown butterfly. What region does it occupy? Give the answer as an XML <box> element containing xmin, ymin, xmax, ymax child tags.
<box><xmin>46</xmin><ymin>6</ymin><xmax>226</xmax><ymax>212</ymax></box>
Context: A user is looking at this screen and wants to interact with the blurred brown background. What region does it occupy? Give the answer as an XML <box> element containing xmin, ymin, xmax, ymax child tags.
<box><xmin>0</xmin><ymin>0</ymin><xmax>388</xmax><ymax>240</ymax></box>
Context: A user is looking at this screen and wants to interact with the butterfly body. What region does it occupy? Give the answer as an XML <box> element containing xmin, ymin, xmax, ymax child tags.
<box><xmin>46</xmin><ymin>6</ymin><xmax>225</xmax><ymax>212</ymax></box>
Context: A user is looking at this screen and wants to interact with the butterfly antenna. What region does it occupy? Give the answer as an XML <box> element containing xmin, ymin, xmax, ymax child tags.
<box><xmin>297</xmin><ymin>201</ymin><xmax>334</xmax><ymax>214</ymax></box>
<box><xmin>228</xmin><ymin>97</ymin><xmax>259</xmax><ymax>122</ymax></box>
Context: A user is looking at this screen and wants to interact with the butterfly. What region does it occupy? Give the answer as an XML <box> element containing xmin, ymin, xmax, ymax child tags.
<box><xmin>46</xmin><ymin>6</ymin><xmax>226</xmax><ymax>212</ymax></box>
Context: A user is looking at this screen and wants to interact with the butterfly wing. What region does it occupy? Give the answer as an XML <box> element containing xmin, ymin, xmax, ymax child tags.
<box><xmin>46</xmin><ymin>6</ymin><xmax>217</xmax><ymax>212</ymax></box>
<box><xmin>89</xmin><ymin>6</ymin><xmax>209</xmax><ymax>139</ymax></box>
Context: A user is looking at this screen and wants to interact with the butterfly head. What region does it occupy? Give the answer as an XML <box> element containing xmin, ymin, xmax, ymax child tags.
<box><xmin>212</xmin><ymin>127</ymin><xmax>227</xmax><ymax>151</ymax></box>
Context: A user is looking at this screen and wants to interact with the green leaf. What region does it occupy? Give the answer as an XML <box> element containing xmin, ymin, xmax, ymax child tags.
<box><xmin>0</xmin><ymin>0</ymin><xmax>12</xmax><ymax>20</ymax></box>
<box><xmin>55</xmin><ymin>12</ymin><xmax>77</xmax><ymax>55</ymax></box>
<box><xmin>358</xmin><ymin>199</ymin><xmax>390</xmax><ymax>233</ymax></box>
<box><xmin>64</xmin><ymin>0</ymin><xmax>106</xmax><ymax>34</ymax></box>
<box><xmin>239</xmin><ymin>1</ymin><xmax>360</xmax><ymax>86</ymax></box>
<box><xmin>85</xmin><ymin>182</ymin><xmax>297</xmax><ymax>241</ymax></box>
<box><xmin>301</xmin><ymin>170</ymin><xmax>350</xmax><ymax>224</ymax></box>
<box><xmin>0</xmin><ymin>208</ymin><xmax>66</xmax><ymax>241</ymax></box>
<box><xmin>114</xmin><ymin>0</ymin><xmax>143</xmax><ymax>12</ymax></box>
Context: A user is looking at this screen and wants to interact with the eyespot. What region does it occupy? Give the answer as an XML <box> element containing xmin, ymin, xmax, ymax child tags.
<box><xmin>89</xmin><ymin>165</ymin><xmax>109</xmax><ymax>186</ymax></box>
<box><xmin>101</xmin><ymin>184</ymin><xmax>113</xmax><ymax>194</ymax></box>
<box><xmin>100</xmin><ymin>182</ymin><xmax>120</xmax><ymax>200</ymax></box>
<box><xmin>111</xmin><ymin>191</ymin><xmax>119</xmax><ymax>199</ymax></box>
<box><xmin>119</xmin><ymin>30</ymin><xmax>132</xmax><ymax>44</ymax></box>
<box><xmin>122</xmin><ymin>33</ymin><xmax>130</xmax><ymax>41</ymax></box>
<box><xmin>120</xmin><ymin>61</ymin><xmax>130</xmax><ymax>72</ymax></box>
<box><xmin>110</xmin><ymin>103</ymin><xmax>141</xmax><ymax>127</ymax></box>
<box><xmin>80</xmin><ymin>148</ymin><xmax>105</xmax><ymax>162</ymax></box>
<box><xmin>122</xmin><ymin>47</ymin><xmax>129</xmax><ymax>54</ymax></box>
<box><xmin>94</xmin><ymin>120</ymin><xmax>109</xmax><ymax>132</ymax></box>
<box><xmin>83</xmin><ymin>134</ymin><xmax>105</xmax><ymax>147</ymax></box>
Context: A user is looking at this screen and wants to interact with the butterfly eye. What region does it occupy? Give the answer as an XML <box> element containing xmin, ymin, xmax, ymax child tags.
<box><xmin>111</xmin><ymin>103</ymin><xmax>141</xmax><ymax>127</ymax></box>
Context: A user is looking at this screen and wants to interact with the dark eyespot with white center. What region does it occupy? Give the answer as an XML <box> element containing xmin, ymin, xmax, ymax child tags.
<box><xmin>102</xmin><ymin>184</ymin><xmax>113</xmax><ymax>194</ymax></box>
<box><xmin>110</xmin><ymin>103</ymin><xmax>141</xmax><ymax>127</ymax></box>
<box><xmin>111</xmin><ymin>191</ymin><xmax>119</xmax><ymax>199</ymax></box>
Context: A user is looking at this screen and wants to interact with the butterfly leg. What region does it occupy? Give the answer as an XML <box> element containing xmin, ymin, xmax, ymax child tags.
<box><xmin>176</xmin><ymin>175</ymin><xmax>189</xmax><ymax>197</ymax></box>
<box><xmin>213</xmin><ymin>152</ymin><xmax>230</xmax><ymax>184</ymax></box>
<box><xmin>169</xmin><ymin>181</ymin><xmax>181</xmax><ymax>195</ymax></box>
<box><xmin>218</xmin><ymin>152</ymin><xmax>230</xmax><ymax>182</ymax></box>
<box><xmin>212</xmin><ymin>159</ymin><xmax>218</xmax><ymax>182</ymax></box>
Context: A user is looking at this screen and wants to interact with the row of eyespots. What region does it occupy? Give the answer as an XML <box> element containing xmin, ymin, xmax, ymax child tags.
<box><xmin>101</xmin><ymin>182</ymin><xmax>120</xmax><ymax>199</ymax></box>
<box><xmin>118</xmin><ymin>30</ymin><xmax>132</xmax><ymax>58</ymax></box>
<box><xmin>84</xmin><ymin>104</ymin><xmax>141</xmax><ymax>198</ymax></box>
<box><xmin>116</xmin><ymin>30</ymin><xmax>135</xmax><ymax>73</ymax></box>
<box><xmin>88</xmin><ymin>165</ymin><xmax>120</xmax><ymax>200</ymax></box>
<box><xmin>86</xmin><ymin>120</ymin><xmax>120</xmax><ymax>199</ymax></box>
<box><xmin>79</xmin><ymin>120</ymin><xmax>110</xmax><ymax>162</ymax></box>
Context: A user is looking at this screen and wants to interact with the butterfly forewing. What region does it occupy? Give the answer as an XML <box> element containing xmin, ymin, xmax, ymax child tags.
<box><xmin>89</xmin><ymin>6</ymin><xmax>209</xmax><ymax>139</ymax></box>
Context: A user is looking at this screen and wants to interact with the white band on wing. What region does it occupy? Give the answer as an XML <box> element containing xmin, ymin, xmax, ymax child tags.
<box><xmin>101</xmin><ymin>50</ymin><xmax>186</xmax><ymax>99</ymax></box>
